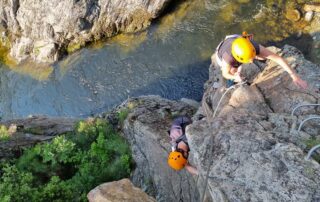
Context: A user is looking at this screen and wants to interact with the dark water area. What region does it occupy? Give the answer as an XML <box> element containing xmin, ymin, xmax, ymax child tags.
<box><xmin>0</xmin><ymin>0</ymin><xmax>317</xmax><ymax>120</ymax></box>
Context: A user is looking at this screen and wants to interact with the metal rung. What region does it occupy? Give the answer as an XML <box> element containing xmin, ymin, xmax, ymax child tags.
<box><xmin>291</xmin><ymin>104</ymin><xmax>320</xmax><ymax>116</ymax></box>
<box><xmin>297</xmin><ymin>116</ymin><xmax>320</xmax><ymax>132</ymax></box>
<box><xmin>305</xmin><ymin>144</ymin><xmax>320</xmax><ymax>160</ymax></box>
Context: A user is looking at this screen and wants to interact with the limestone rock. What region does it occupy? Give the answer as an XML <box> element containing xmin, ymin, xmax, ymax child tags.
<box><xmin>0</xmin><ymin>116</ymin><xmax>79</xmax><ymax>159</ymax></box>
<box><xmin>285</xmin><ymin>9</ymin><xmax>301</xmax><ymax>22</ymax></box>
<box><xmin>87</xmin><ymin>178</ymin><xmax>156</xmax><ymax>202</ymax></box>
<box><xmin>304</xmin><ymin>3</ymin><xmax>320</xmax><ymax>12</ymax></box>
<box><xmin>0</xmin><ymin>0</ymin><xmax>173</xmax><ymax>64</ymax></box>
<box><xmin>253</xmin><ymin>45</ymin><xmax>319</xmax><ymax>113</ymax></box>
<box><xmin>189</xmin><ymin>45</ymin><xmax>320</xmax><ymax>201</ymax></box>
<box><xmin>305</xmin><ymin>11</ymin><xmax>314</xmax><ymax>22</ymax></box>
<box><xmin>111</xmin><ymin>95</ymin><xmax>199</xmax><ymax>202</ymax></box>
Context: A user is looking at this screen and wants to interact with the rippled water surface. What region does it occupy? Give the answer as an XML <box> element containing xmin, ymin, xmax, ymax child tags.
<box><xmin>0</xmin><ymin>0</ymin><xmax>315</xmax><ymax>119</ymax></box>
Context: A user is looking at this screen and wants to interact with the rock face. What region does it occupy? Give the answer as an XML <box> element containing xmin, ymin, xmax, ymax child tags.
<box><xmin>0</xmin><ymin>38</ymin><xmax>319</xmax><ymax>201</ymax></box>
<box><xmin>188</xmin><ymin>45</ymin><xmax>320</xmax><ymax>201</ymax></box>
<box><xmin>0</xmin><ymin>0</ymin><xmax>172</xmax><ymax>64</ymax></box>
<box><xmin>0</xmin><ymin>116</ymin><xmax>78</xmax><ymax>159</ymax></box>
<box><xmin>87</xmin><ymin>178</ymin><xmax>156</xmax><ymax>202</ymax></box>
<box><xmin>108</xmin><ymin>95</ymin><xmax>200</xmax><ymax>202</ymax></box>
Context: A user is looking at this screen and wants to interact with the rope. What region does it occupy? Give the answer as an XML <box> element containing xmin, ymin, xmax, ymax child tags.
<box><xmin>199</xmin><ymin>81</ymin><xmax>247</xmax><ymax>202</ymax></box>
<box><xmin>212</xmin><ymin>81</ymin><xmax>247</xmax><ymax>119</ymax></box>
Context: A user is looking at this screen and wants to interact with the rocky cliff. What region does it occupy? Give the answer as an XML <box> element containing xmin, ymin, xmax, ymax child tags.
<box><xmin>188</xmin><ymin>45</ymin><xmax>320</xmax><ymax>201</ymax></box>
<box><xmin>103</xmin><ymin>45</ymin><xmax>320</xmax><ymax>201</ymax></box>
<box><xmin>0</xmin><ymin>0</ymin><xmax>172</xmax><ymax>64</ymax></box>
<box><xmin>100</xmin><ymin>95</ymin><xmax>200</xmax><ymax>201</ymax></box>
<box><xmin>0</xmin><ymin>44</ymin><xmax>319</xmax><ymax>201</ymax></box>
<box><xmin>0</xmin><ymin>116</ymin><xmax>78</xmax><ymax>159</ymax></box>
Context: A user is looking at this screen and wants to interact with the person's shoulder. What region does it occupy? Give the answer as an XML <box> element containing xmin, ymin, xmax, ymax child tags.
<box><xmin>221</xmin><ymin>52</ymin><xmax>235</xmax><ymax>66</ymax></box>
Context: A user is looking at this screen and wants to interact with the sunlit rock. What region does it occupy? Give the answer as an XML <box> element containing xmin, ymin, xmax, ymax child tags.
<box><xmin>285</xmin><ymin>9</ymin><xmax>301</xmax><ymax>22</ymax></box>
<box><xmin>303</xmin><ymin>3</ymin><xmax>320</xmax><ymax>12</ymax></box>
<box><xmin>87</xmin><ymin>178</ymin><xmax>156</xmax><ymax>202</ymax></box>
<box><xmin>304</xmin><ymin>11</ymin><xmax>314</xmax><ymax>22</ymax></box>
<box><xmin>0</xmin><ymin>0</ymin><xmax>173</xmax><ymax>65</ymax></box>
<box><xmin>193</xmin><ymin>44</ymin><xmax>320</xmax><ymax>201</ymax></box>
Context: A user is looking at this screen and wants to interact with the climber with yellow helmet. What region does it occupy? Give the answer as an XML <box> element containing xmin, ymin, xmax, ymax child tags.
<box><xmin>167</xmin><ymin>116</ymin><xmax>198</xmax><ymax>175</ymax></box>
<box><xmin>212</xmin><ymin>32</ymin><xmax>308</xmax><ymax>89</ymax></box>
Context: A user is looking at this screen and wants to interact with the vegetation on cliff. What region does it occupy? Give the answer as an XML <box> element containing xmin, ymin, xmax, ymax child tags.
<box><xmin>0</xmin><ymin>119</ymin><xmax>133</xmax><ymax>201</ymax></box>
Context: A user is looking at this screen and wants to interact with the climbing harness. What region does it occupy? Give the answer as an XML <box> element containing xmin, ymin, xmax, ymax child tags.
<box><xmin>305</xmin><ymin>144</ymin><xmax>320</xmax><ymax>160</ymax></box>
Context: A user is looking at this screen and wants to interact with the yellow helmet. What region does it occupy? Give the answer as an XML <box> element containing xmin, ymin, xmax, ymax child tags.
<box><xmin>231</xmin><ymin>36</ymin><xmax>256</xmax><ymax>63</ymax></box>
<box><xmin>168</xmin><ymin>151</ymin><xmax>187</xmax><ymax>171</ymax></box>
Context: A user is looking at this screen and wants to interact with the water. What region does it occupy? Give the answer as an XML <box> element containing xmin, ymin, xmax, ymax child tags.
<box><xmin>0</xmin><ymin>0</ymin><xmax>316</xmax><ymax>120</ymax></box>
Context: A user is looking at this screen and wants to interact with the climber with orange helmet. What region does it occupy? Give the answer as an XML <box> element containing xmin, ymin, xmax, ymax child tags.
<box><xmin>167</xmin><ymin>116</ymin><xmax>198</xmax><ymax>175</ymax></box>
<box><xmin>212</xmin><ymin>32</ymin><xmax>308</xmax><ymax>89</ymax></box>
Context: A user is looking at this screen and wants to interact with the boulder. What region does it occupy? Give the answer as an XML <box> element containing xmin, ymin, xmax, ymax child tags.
<box><xmin>303</xmin><ymin>3</ymin><xmax>320</xmax><ymax>12</ymax></box>
<box><xmin>87</xmin><ymin>178</ymin><xmax>156</xmax><ymax>202</ymax></box>
<box><xmin>0</xmin><ymin>0</ymin><xmax>173</xmax><ymax>64</ymax></box>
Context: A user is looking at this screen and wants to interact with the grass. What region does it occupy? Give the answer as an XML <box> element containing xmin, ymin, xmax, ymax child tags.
<box><xmin>0</xmin><ymin>125</ymin><xmax>10</xmax><ymax>141</ymax></box>
<box><xmin>304</xmin><ymin>137</ymin><xmax>320</xmax><ymax>162</ymax></box>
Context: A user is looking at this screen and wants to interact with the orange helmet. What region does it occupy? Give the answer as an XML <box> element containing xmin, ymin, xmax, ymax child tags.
<box><xmin>231</xmin><ymin>33</ymin><xmax>256</xmax><ymax>63</ymax></box>
<box><xmin>168</xmin><ymin>151</ymin><xmax>187</xmax><ymax>170</ymax></box>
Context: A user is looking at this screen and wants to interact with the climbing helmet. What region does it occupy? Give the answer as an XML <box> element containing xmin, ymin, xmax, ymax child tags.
<box><xmin>168</xmin><ymin>150</ymin><xmax>187</xmax><ymax>170</ymax></box>
<box><xmin>231</xmin><ymin>34</ymin><xmax>256</xmax><ymax>63</ymax></box>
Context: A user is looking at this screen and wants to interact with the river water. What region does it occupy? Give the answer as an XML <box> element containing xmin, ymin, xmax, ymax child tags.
<box><xmin>0</xmin><ymin>0</ymin><xmax>316</xmax><ymax>120</ymax></box>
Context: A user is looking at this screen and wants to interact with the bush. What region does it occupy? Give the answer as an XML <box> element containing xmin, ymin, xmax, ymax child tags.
<box><xmin>0</xmin><ymin>119</ymin><xmax>133</xmax><ymax>201</ymax></box>
<box><xmin>118</xmin><ymin>108</ymin><xmax>129</xmax><ymax>125</ymax></box>
<box><xmin>0</xmin><ymin>125</ymin><xmax>10</xmax><ymax>141</ymax></box>
<box><xmin>0</xmin><ymin>165</ymin><xmax>35</xmax><ymax>202</ymax></box>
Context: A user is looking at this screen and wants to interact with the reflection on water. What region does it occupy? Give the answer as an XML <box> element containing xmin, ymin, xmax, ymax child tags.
<box><xmin>0</xmin><ymin>0</ymin><xmax>317</xmax><ymax>120</ymax></box>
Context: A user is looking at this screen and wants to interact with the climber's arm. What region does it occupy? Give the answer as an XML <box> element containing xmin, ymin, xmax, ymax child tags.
<box><xmin>257</xmin><ymin>45</ymin><xmax>308</xmax><ymax>89</ymax></box>
<box><xmin>185</xmin><ymin>163</ymin><xmax>198</xmax><ymax>175</ymax></box>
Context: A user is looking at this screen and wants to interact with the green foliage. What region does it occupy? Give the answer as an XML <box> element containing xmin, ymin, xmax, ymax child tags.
<box><xmin>0</xmin><ymin>125</ymin><xmax>10</xmax><ymax>141</ymax></box>
<box><xmin>304</xmin><ymin>137</ymin><xmax>320</xmax><ymax>162</ymax></box>
<box><xmin>73</xmin><ymin>119</ymin><xmax>114</xmax><ymax>149</ymax></box>
<box><xmin>34</xmin><ymin>176</ymin><xmax>74</xmax><ymax>202</ymax></box>
<box><xmin>66</xmin><ymin>42</ymin><xmax>81</xmax><ymax>54</ymax></box>
<box><xmin>36</xmin><ymin>136</ymin><xmax>76</xmax><ymax>165</ymax></box>
<box><xmin>0</xmin><ymin>119</ymin><xmax>133</xmax><ymax>201</ymax></box>
<box><xmin>118</xmin><ymin>108</ymin><xmax>129</xmax><ymax>125</ymax></box>
<box><xmin>0</xmin><ymin>165</ymin><xmax>35</xmax><ymax>202</ymax></box>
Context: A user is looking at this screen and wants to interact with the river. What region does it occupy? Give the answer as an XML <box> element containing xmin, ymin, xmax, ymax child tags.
<box><xmin>0</xmin><ymin>0</ymin><xmax>316</xmax><ymax>120</ymax></box>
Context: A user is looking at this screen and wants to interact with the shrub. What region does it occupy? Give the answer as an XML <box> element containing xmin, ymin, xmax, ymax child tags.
<box><xmin>118</xmin><ymin>108</ymin><xmax>129</xmax><ymax>125</ymax></box>
<box><xmin>0</xmin><ymin>165</ymin><xmax>35</xmax><ymax>202</ymax></box>
<box><xmin>0</xmin><ymin>125</ymin><xmax>9</xmax><ymax>141</ymax></box>
<box><xmin>0</xmin><ymin>119</ymin><xmax>133</xmax><ymax>201</ymax></box>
